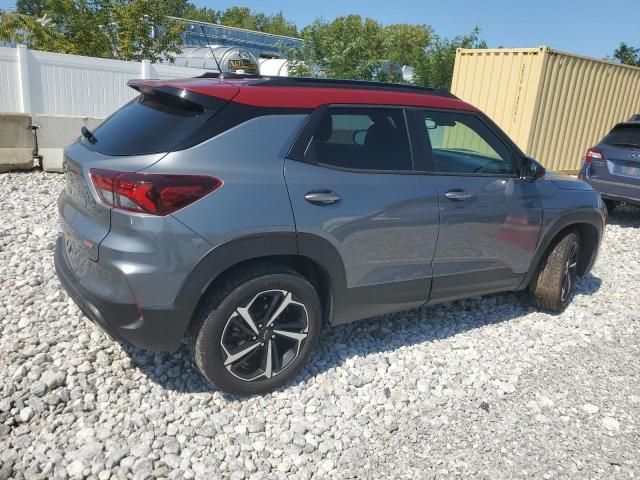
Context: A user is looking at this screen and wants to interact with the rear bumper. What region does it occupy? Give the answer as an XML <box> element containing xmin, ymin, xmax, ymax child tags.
<box><xmin>54</xmin><ymin>237</ymin><xmax>185</xmax><ymax>351</ymax></box>
<box><xmin>585</xmin><ymin>177</ymin><xmax>640</xmax><ymax>206</ymax></box>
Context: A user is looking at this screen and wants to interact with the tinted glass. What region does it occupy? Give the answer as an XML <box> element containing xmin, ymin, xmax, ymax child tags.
<box><xmin>602</xmin><ymin>125</ymin><xmax>640</xmax><ymax>149</ymax></box>
<box><xmin>84</xmin><ymin>94</ymin><xmax>208</xmax><ymax>156</ymax></box>
<box><xmin>306</xmin><ymin>107</ymin><xmax>412</xmax><ymax>171</ymax></box>
<box><xmin>419</xmin><ymin>111</ymin><xmax>513</xmax><ymax>175</ymax></box>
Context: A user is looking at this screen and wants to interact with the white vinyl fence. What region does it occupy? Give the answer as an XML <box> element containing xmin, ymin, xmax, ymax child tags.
<box><xmin>0</xmin><ymin>45</ymin><xmax>209</xmax><ymax>117</ymax></box>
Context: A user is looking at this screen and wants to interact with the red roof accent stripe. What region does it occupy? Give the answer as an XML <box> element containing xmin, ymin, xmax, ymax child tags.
<box><xmin>231</xmin><ymin>86</ymin><xmax>477</xmax><ymax>110</ymax></box>
<box><xmin>128</xmin><ymin>78</ymin><xmax>478</xmax><ymax>111</ymax></box>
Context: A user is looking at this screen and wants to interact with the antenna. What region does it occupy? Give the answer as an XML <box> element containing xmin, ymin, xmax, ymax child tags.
<box><xmin>199</xmin><ymin>25</ymin><xmax>224</xmax><ymax>77</ymax></box>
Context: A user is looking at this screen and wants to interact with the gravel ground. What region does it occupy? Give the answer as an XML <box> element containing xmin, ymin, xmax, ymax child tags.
<box><xmin>1</xmin><ymin>171</ymin><xmax>639</xmax><ymax>480</ymax></box>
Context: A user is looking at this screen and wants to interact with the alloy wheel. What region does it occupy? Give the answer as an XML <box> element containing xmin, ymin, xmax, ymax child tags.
<box><xmin>560</xmin><ymin>242</ymin><xmax>579</xmax><ymax>302</ymax></box>
<box><xmin>220</xmin><ymin>290</ymin><xmax>309</xmax><ymax>382</ymax></box>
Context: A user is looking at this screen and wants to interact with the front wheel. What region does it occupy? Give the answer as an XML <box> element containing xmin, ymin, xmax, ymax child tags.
<box><xmin>529</xmin><ymin>231</ymin><xmax>581</xmax><ymax>313</ymax></box>
<box><xmin>188</xmin><ymin>263</ymin><xmax>322</xmax><ymax>395</ymax></box>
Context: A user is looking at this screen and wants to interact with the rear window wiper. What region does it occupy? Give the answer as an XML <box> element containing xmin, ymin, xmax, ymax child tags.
<box><xmin>81</xmin><ymin>126</ymin><xmax>97</xmax><ymax>144</ymax></box>
<box><xmin>611</xmin><ymin>142</ymin><xmax>640</xmax><ymax>149</ymax></box>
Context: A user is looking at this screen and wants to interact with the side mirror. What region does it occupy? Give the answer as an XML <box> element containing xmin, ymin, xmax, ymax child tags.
<box><xmin>520</xmin><ymin>157</ymin><xmax>545</xmax><ymax>181</ymax></box>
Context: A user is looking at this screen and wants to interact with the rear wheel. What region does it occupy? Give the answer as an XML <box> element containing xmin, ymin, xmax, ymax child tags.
<box><xmin>188</xmin><ymin>263</ymin><xmax>322</xmax><ymax>395</ymax></box>
<box><xmin>529</xmin><ymin>231</ymin><xmax>581</xmax><ymax>313</ymax></box>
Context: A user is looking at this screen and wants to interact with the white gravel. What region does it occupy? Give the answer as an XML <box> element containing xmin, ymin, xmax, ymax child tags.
<box><xmin>1</xmin><ymin>171</ymin><xmax>639</xmax><ymax>479</ymax></box>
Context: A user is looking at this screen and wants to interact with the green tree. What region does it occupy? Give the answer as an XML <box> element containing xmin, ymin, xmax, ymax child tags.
<box><xmin>257</xmin><ymin>11</ymin><xmax>297</xmax><ymax>37</ymax></box>
<box><xmin>33</xmin><ymin>0</ymin><xmax>184</xmax><ymax>60</ymax></box>
<box><xmin>107</xmin><ymin>0</ymin><xmax>184</xmax><ymax>61</ymax></box>
<box><xmin>288</xmin><ymin>15</ymin><xmax>388</xmax><ymax>80</ymax></box>
<box><xmin>383</xmin><ymin>23</ymin><xmax>433</xmax><ymax>67</ymax></box>
<box><xmin>183</xmin><ymin>4</ymin><xmax>219</xmax><ymax>24</ymax></box>
<box><xmin>220</xmin><ymin>6</ymin><xmax>256</xmax><ymax>30</ymax></box>
<box><xmin>216</xmin><ymin>6</ymin><xmax>297</xmax><ymax>36</ymax></box>
<box><xmin>44</xmin><ymin>0</ymin><xmax>111</xmax><ymax>57</ymax></box>
<box><xmin>288</xmin><ymin>15</ymin><xmax>459</xmax><ymax>85</ymax></box>
<box><xmin>612</xmin><ymin>42</ymin><xmax>640</xmax><ymax>67</ymax></box>
<box><xmin>413</xmin><ymin>27</ymin><xmax>487</xmax><ymax>89</ymax></box>
<box><xmin>0</xmin><ymin>10</ymin><xmax>70</xmax><ymax>51</ymax></box>
<box><xmin>7</xmin><ymin>1</ymin><xmax>299</xmax><ymax>60</ymax></box>
<box><xmin>15</xmin><ymin>0</ymin><xmax>47</xmax><ymax>17</ymax></box>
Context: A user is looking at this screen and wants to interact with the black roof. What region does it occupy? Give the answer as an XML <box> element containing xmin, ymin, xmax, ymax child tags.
<box><xmin>248</xmin><ymin>76</ymin><xmax>455</xmax><ymax>98</ymax></box>
<box><xmin>196</xmin><ymin>72</ymin><xmax>455</xmax><ymax>98</ymax></box>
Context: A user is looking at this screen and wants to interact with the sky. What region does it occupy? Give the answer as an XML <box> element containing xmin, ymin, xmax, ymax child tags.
<box><xmin>1</xmin><ymin>0</ymin><xmax>637</xmax><ymax>59</ymax></box>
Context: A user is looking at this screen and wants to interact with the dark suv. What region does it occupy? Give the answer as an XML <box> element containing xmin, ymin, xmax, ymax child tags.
<box><xmin>579</xmin><ymin>115</ymin><xmax>640</xmax><ymax>210</ymax></box>
<box><xmin>55</xmin><ymin>75</ymin><xmax>606</xmax><ymax>395</ymax></box>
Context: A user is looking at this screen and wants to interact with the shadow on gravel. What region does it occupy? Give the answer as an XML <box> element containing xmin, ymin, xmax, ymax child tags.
<box><xmin>294</xmin><ymin>272</ymin><xmax>602</xmax><ymax>385</ymax></box>
<box><xmin>120</xmin><ymin>271</ymin><xmax>602</xmax><ymax>398</ymax></box>
<box><xmin>121</xmin><ymin>344</ymin><xmax>213</xmax><ymax>394</ymax></box>
<box><xmin>607</xmin><ymin>205</ymin><xmax>640</xmax><ymax>228</ymax></box>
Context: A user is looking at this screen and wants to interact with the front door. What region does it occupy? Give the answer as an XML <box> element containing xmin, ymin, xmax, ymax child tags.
<box><xmin>412</xmin><ymin>109</ymin><xmax>543</xmax><ymax>303</ymax></box>
<box><xmin>285</xmin><ymin>106</ymin><xmax>440</xmax><ymax>323</ymax></box>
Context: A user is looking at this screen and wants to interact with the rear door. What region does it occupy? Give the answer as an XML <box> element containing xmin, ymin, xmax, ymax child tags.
<box><xmin>589</xmin><ymin>123</ymin><xmax>640</xmax><ymax>191</ymax></box>
<box><xmin>284</xmin><ymin>106</ymin><xmax>440</xmax><ymax>324</ymax></box>
<box><xmin>410</xmin><ymin>109</ymin><xmax>543</xmax><ymax>302</ymax></box>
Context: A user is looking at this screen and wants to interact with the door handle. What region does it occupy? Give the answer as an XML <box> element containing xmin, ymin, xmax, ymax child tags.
<box><xmin>445</xmin><ymin>190</ymin><xmax>473</xmax><ymax>201</ymax></box>
<box><xmin>304</xmin><ymin>190</ymin><xmax>341</xmax><ymax>205</ymax></box>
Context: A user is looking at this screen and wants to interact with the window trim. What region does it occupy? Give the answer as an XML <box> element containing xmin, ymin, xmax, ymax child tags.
<box><xmin>408</xmin><ymin>107</ymin><xmax>525</xmax><ymax>178</ymax></box>
<box><xmin>287</xmin><ymin>104</ymin><xmax>419</xmax><ymax>175</ymax></box>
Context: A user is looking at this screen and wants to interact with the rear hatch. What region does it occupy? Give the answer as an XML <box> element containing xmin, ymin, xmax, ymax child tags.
<box><xmin>590</xmin><ymin>123</ymin><xmax>640</xmax><ymax>186</ymax></box>
<box><xmin>60</xmin><ymin>78</ymin><xmax>238</xmax><ymax>262</ymax></box>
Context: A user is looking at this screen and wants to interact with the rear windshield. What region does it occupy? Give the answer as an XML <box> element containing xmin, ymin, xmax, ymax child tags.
<box><xmin>84</xmin><ymin>93</ymin><xmax>210</xmax><ymax>156</ymax></box>
<box><xmin>602</xmin><ymin>125</ymin><xmax>640</xmax><ymax>149</ymax></box>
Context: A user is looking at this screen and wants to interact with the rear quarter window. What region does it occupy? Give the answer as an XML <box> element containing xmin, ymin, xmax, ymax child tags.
<box><xmin>84</xmin><ymin>93</ymin><xmax>211</xmax><ymax>156</ymax></box>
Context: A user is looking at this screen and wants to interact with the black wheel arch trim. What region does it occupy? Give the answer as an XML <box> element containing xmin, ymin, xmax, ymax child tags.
<box><xmin>173</xmin><ymin>231</ymin><xmax>428</xmax><ymax>338</ymax></box>
<box><xmin>173</xmin><ymin>231</ymin><xmax>348</xmax><ymax>335</ymax></box>
<box><xmin>174</xmin><ymin>232</ymin><xmax>299</xmax><ymax>320</ymax></box>
<box><xmin>519</xmin><ymin>208</ymin><xmax>605</xmax><ymax>290</ymax></box>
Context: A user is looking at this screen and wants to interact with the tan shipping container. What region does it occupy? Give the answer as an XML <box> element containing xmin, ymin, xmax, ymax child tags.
<box><xmin>451</xmin><ymin>46</ymin><xmax>640</xmax><ymax>173</ymax></box>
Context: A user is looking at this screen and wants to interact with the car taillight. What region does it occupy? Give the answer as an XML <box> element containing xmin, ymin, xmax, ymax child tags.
<box><xmin>584</xmin><ymin>147</ymin><xmax>605</xmax><ymax>164</ymax></box>
<box><xmin>90</xmin><ymin>169</ymin><xmax>222</xmax><ymax>216</ymax></box>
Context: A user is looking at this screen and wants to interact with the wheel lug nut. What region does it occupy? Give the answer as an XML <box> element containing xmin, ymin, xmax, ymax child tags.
<box><xmin>260</xmin><ymin>342</ymin><xmax>265</xmax><ymax>346</ymax></box>
<box><xmin>271</xmin><ymin>335</ymin><xmax>275</xmax><ymax>339</ymax></box>
<box><xmin>258</xmin><ymin>324</ymin><xmax>263</xmax><ymax>328</ymax></box>
<box><xmin>252</xmin><ymin>336</ymin><xmax>257</xmax><ymax>340</ymax></box>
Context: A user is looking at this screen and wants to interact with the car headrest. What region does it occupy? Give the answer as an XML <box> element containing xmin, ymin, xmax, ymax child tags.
<box><xmin>315</xmin><ymin>114</ymin><xmax>333</xmax><ymax>142</ymax></box>
<box><xmin>364</xmin><ymin>119</ymin><xmax>397</xmax><ymax>149</ymax></box>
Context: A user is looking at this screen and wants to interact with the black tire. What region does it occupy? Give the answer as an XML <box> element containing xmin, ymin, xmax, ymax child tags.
<box><xmin>604</xmin><ymin>199</ymin><xmax>617</xmax><ymax>213</ymax></box>
<box><xmin>529</xmin><ymin>231</ymin><xmax>581</xmax><ymax>313</ymax></box>
<box><xmin>188</xmin><ymin>263</ymin><xmax>322</xmax><ymax>395</ymax></box>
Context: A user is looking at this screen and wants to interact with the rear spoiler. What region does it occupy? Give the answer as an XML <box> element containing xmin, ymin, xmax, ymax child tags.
<box><xmin>127</xmin><ymin>79</ymin><xmax>235</xmax><ymax>113</ymax></box>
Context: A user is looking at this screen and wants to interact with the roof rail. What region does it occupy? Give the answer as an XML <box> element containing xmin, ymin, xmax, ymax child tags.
<box><xmin>246</xmin><ymin>76</ymin><xmax>455</xmax><ymax>97</ymax></box>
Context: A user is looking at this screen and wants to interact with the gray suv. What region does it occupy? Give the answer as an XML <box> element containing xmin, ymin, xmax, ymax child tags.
<box><xmin>55</xmin><ymin>75</ymin><xmax>606</xmax><ymax>395</ymax></box>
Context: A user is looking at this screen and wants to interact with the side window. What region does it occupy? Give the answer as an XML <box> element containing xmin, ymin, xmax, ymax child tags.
<box><xmin>305</xmin><ymin>107</ymin><xmax>413</xmax><ymax>171</ymax></box>
<box><xmin>420</xmin><ymin>111</ymin><xmax>514</xmax><ymax>175</ymax></box>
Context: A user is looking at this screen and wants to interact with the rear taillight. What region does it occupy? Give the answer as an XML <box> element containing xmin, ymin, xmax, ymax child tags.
<box><xmin>584</xmin><ymin>147</ymin><xmax>605</xmax><ymax>164</ymax></box>
<box><xmin>90</xmin><ymin>169</ymin><xmax>222</xmax><ymax>216</ymax></box>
